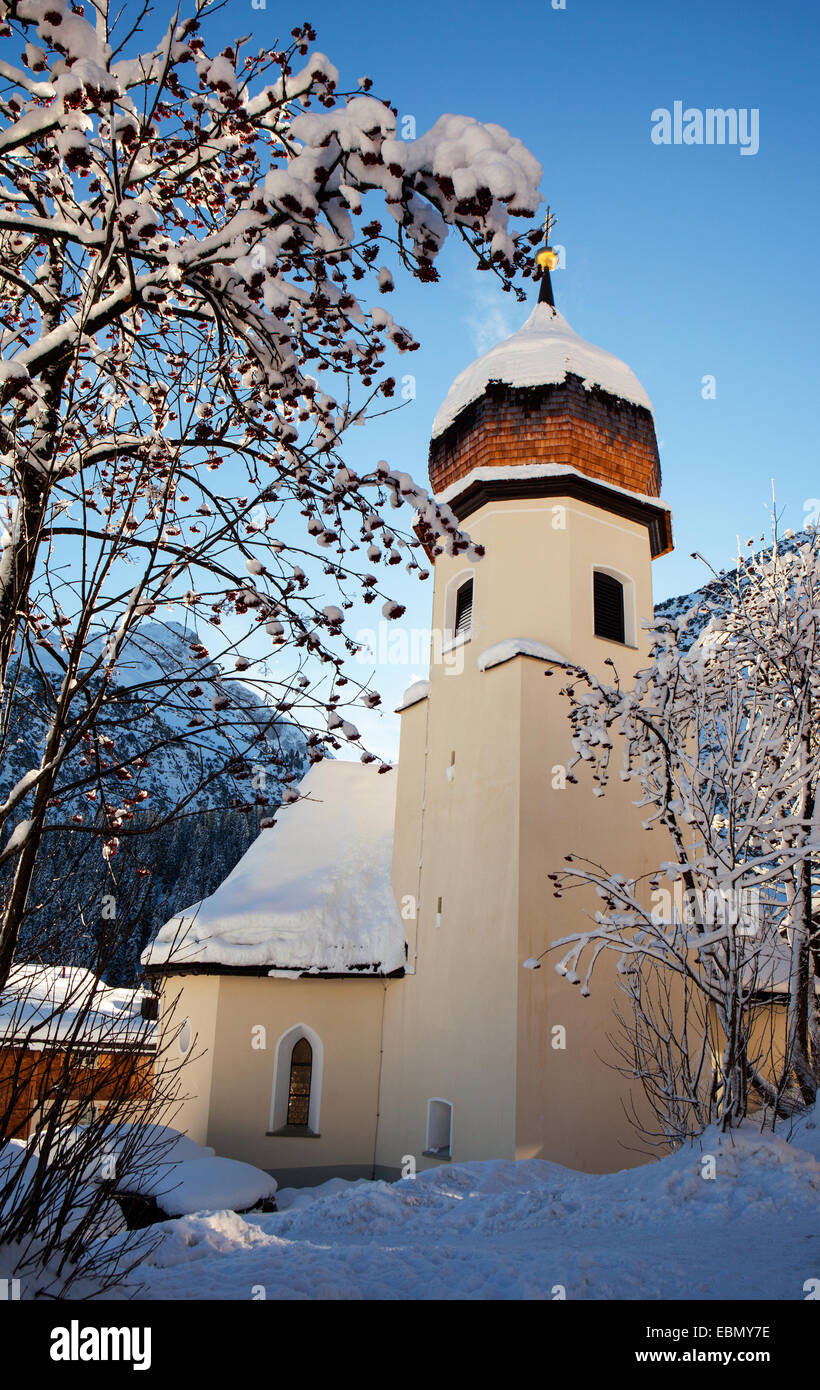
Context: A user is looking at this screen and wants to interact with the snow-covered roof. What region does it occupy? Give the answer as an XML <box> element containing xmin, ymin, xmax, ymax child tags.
<box><xmin>434</xmin><ymin>461</ymin><xmax>671</xmax><ymax>513</ymax></box>
<box><xmin>395</xmin><ymin>678</ymin><xmax>431</xmax><ymax>712</ymax></box>
<box><xmin>431</xmin><ymin>301</ymin><xmax>653</xmax><ymax>440</ymax></box>
<box><xmin>142</xmin><ymin>760</ymin><xmax>405</xmax><ymax>975</ymax></box>
<box><xmin>478</xmin><ymin>639</ymin><xmax>568</xmax><ymax>672</ymax></box>
<box><xmin>0</xmin><ymin>965</ymin><xmax>155</xmax><ymax>1050</ymax></box>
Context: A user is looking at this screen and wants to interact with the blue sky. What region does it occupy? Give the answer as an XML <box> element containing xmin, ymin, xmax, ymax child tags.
<box><xmin>203</xmin><ymin>0</ymin><xmax>820</xmax><ymax>581</ymax></box>
<box><xmin>199</xmin><ymin>0</ymin><xmax>820</xmax><ymax>755</ymax></box>
<box><xmin>8</xmin><ymin>0</ymin><xmax>816</xmax><ymax>760</ymax></box>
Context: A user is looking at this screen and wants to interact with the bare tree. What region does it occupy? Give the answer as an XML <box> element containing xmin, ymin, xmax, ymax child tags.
<box><xmin>0</xmin><ymin>0</ymin><xmax>543</xmax><ymax>983</ymax></box>
<box><xmin>0</xmin><ymin>860</ymin><xmax>191</xmax><ymax>1297</ymax></box>
<box><xmin>542</xmin><ymin>527</ymin><xmax>820</xmax><ymax>1138</ymax></box>
<box><xmin>0</xmin><ymin>0</ymin><xmax>545</xmax><ymax>1290</ymax></box>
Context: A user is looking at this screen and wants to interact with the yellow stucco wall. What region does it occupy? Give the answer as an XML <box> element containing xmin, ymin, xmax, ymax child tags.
<box><xmin>381</xmin><ymin>492</ymin><xmax>668</xmax><ymax>1175</ymax></box>
<box><xmin>516</xmin><ymin>662</ymin><xmax>665</xmax><ymax>1171</ymax></box>
<box><xmin>203</xmin><ymin>975</ymin><xmax>389</xmax><ymax>1181</ymax></box>
<box><xmin>378</xmin><ymin>657</ymin><xmax>521</xmax><ymax>1173</ymax></box>
<box><xmin>158</xmin><ymin>489</ymin><xmax>676</xmax><ymax>1183</ymax></box>
<box><xmin>154</xmin><ymin>973</ymin><xmax>220</xmax><ymax>1145</ymax></box>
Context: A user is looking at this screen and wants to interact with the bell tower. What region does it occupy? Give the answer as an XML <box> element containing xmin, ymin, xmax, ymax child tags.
<box><xmin>376</xmin><ymin>227</ymin><xmax>674</xmax><ymax>1176</ymax></box>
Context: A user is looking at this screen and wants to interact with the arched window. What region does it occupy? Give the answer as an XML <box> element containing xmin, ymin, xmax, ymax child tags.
<box><xmin>424</xmin><ymin>1098</ymin><xmax>453</xmax><ymax>1158</ymax></box>
<box><xmin>286</xmin><ymin>1037</ymin><xmax>312</xmax><ymax>1127</ymax></box>
<box><xmin>269</xmin><ymin>1024</ymin><xmax>323</xmax><ymax>1135</ymax></box>
<box><xmin>593</xmin><ymin>570</ymin><xmax>625</xmax><ymax>644</ymax></box>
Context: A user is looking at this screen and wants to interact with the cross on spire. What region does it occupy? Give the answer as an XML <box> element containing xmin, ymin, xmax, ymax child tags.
<box><xmin>535</xmin><ymin>205</ymin><xmax>558</xmax><ymax>307</ymax></box>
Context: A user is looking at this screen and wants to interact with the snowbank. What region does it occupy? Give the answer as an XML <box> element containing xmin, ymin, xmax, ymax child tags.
<box><xmin>61</xmin><ymin>1120</ymin><xmax>216</xmax><ymax>1172</ymax></box>
<box><xmin>0</xmin><ymin>1136</ymin><xmax>126</xmax><ymax>1262</ymax></box>
<box><xmin>129</xmin><ymin>1156</ymin><xmax>278</xmax><ymax>1219</ymax></box>
<box><xmin>0</xmin><ymin>1138</ymin><xmax>35</xmax><ymax>1219</ymax></box>
<box><xmin>62</xmin><ymin>1122</ymin><xmax>276</xmax><ymax>1219</ymax></box>
<box><xmin>110</xmin><ymin>1115</ymin><xmax>820</xmax><ymax>1301</ymax></box>
<box><xmin>142</xmin><ymin>761</ymin><xmax>405</xmax><ymax>974</ymax></box>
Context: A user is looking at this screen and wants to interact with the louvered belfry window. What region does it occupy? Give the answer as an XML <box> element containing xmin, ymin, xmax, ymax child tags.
<box><xmin>593</xmin><ymin>571</ymin><xmax>625</xmax><ymax>644</ymax></box>
<box><xmin>453</xmin><ymin>579</ymin><xmax>473</xmax><ymax>640</ymax></box>
<box><xmin>286</xmin><ymin>1037</ymin><xmax>313</xmax><ymax>1127</ymax></box>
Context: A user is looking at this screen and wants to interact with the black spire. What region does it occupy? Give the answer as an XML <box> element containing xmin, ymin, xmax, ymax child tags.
<box><xmin>538</xmin><ymin>262</ymin><xmax>555</xmax><ymax>307</ymax></box>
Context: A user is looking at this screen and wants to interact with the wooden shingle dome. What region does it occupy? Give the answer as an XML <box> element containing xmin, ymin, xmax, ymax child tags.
<box><xmin>428</xmin><ymin>282</ymin><xmax>672</xmax><ymax>557</ymax></box>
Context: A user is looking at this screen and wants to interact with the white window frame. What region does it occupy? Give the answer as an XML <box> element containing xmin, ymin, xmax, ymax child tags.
<box><xmin>591</xmin><ymin>565</ymin><xmax>636</xmax><ymax>647</ymax></box>
<box><xmin>270</xmin><ymin>1023</ymin><xmax>324</xmax><ymax>1134</ymax></box>
<box><xmin>425</xmin><ymin>1097</ymin><xmax>453</xmax><ymax>1156</ymax></box>
<box><xmin>177</xmin><ymin>1017</ymin><xmax>193</xmax><ymax>1057</ymax></box>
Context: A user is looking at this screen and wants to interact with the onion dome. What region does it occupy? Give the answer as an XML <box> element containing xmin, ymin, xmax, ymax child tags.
<box><xmin>429</xmin><ymin>263</ymin><xmax>672</xmax><ymax>556</ymax></box>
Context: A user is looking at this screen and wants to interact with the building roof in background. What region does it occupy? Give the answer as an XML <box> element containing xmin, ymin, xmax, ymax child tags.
<box><xmin>0</xmin><ymin>965</ymin><xmax>155</xmax><ymax>1050</ymax></box>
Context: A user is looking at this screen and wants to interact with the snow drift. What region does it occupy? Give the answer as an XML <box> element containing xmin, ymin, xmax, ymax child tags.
<box><xmin>107</xmin><ymin>1113</ymin><xmax>820</xmax><ymax>1301</ymax></box>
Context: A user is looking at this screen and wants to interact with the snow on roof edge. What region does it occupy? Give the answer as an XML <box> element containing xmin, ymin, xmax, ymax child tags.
<box><xmin>395</xmin><ymin>679</ymin><xmax>431</xmax><ymax>712</ymax></box>
<box><xmin>478</xmin><ymin>639</ymin><xmax>569</xmax><ymax>673</ymax></box>
<box><xmin>434</xmin><ymin>462</ymin><xmax>671</xmax><ymax>513</ymax></box>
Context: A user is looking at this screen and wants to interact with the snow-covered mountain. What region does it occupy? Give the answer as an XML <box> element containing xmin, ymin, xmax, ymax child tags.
<box><xmin>1</xmin><ymin>621</ymin><xmax>308</xmax><ymax>820</ymax></box>
<box><xmin>654</xmin><ymin>529</ymin><xmax>812</xmax><ymax>641</ymax></box>
<box><xmin>2</xmin><ymin>622</ymin><xmax>311</xmax><ymax>985</ymax></box>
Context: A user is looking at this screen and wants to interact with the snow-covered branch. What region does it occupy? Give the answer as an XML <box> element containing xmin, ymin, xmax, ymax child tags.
<box><xmin>546</xmin><ymin>529</ymin><xmax>820</xmax><ymax>1132</ymax></box>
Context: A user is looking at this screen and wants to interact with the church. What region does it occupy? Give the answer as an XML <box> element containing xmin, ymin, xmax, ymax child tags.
<box><xmin>142</xmin><ymin>250</ymin><xmax>676</xmax><ymax>1186</ymax></box>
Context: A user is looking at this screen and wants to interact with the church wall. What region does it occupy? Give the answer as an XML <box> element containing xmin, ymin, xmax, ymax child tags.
<box><xmin>515</xmin><ymin>664</ymin><xmax>662</xmax><ymax>1170</ymax></box>
<box><xmin>441</xmin><ymin>500</ymin><xmax>574</xmax><ymax>656</ymax></box>
<box><xmin>378</xmin><ymin>640</ymin><xmax>522</xmax><ymax>1174</ymax></box>
<box><xmin>513</xmin><ymin>502</ymin><xmax>669</xmax><ymax>1170</ymax></box>
<box><xmin>154</xmin><ymin>973</ymin><xmax>220</xmax><ymax>1146</ymax></box>
<box><xmin>382</xmin><ymin>492</ymin><xmax>671</xmax><ymax>1174</ymax></box>
<box><xmin>204</xmin><ymin>974</ymin><xmax>389</xmax><ymax>1184</ymax></box>
<box><xmin>390</xmin><ymin>695</ymin><xmax>427</xmax><ymax>972</ymax></box>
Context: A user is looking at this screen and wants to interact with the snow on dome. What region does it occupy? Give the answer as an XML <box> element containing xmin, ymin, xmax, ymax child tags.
<box><xmin>142</xmin><ymin>761</ymin><xmax>405</xmax><ymax>975</ymax></box>
<box><xmin>431</xmin><ymin>302</ymin><xmax>653</xmax><ymax>440</ymax></box>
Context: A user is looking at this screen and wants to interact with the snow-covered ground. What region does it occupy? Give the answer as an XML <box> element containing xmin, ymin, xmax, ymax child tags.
<box><xmin>110</xmin><ymin>1114</ymin><xmax>820</xmax><ymax>1301</ymax></box>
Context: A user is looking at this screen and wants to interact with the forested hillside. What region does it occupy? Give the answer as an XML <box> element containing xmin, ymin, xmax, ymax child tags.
<box><xmin>2</xmin><ymin>623</ymin><xmax>310</xmax><ymax>983</ymax></box>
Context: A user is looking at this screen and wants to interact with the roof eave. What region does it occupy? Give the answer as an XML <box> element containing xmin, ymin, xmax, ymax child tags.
<box><xmin>143</xmin><ymin>961</ymin><xmax>406</xmax><ymax>981</ymax></box>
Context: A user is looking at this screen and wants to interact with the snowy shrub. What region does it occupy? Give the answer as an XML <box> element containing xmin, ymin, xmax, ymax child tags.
<box><xmin>548</xmin><ymin>529</ymin><xmax>820</xmax><ymax>1140</ymax></box>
